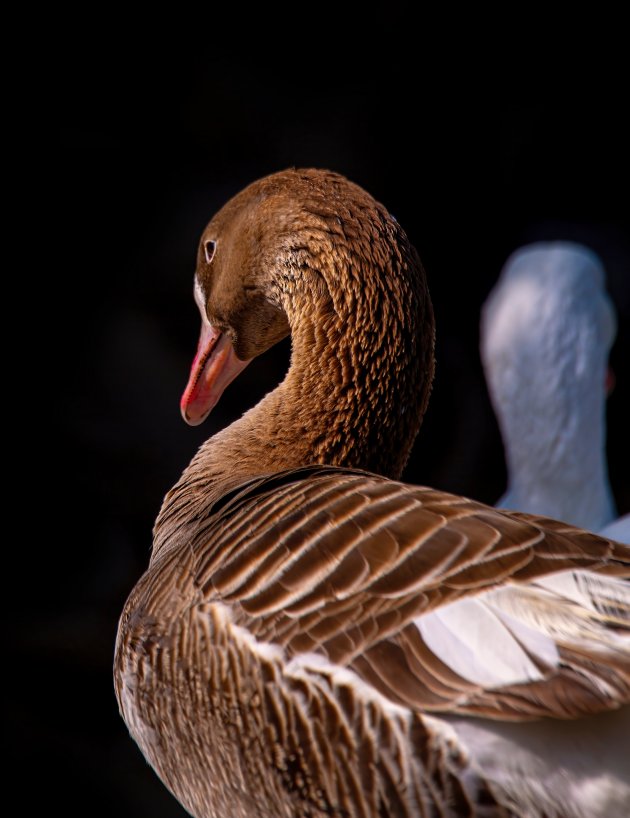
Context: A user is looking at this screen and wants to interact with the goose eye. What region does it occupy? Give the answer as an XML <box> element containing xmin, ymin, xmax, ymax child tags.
<box><xmin>204</xmin><ymin>240</ymin><xmax>216</xmax><ymax>263</ymax></box>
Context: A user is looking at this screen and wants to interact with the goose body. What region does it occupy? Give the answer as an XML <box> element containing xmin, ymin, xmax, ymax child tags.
<box><xmin>601</xmin><ymin>514</ymin><xmax>630</xmax><ymax>544</ymax></box>
<box><xmin>115</xmin><ymin>170</ymin><xmax>630</xmax><ymax>818</ymax></box>
<box><xmin>479</xmin><ymin>242</ymin><xmax>618</xmax><ymax>531</ymax></box>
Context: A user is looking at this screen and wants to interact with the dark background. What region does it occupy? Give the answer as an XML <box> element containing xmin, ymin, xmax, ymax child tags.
<box><xmin>15</xmin><ymin>40</ymin><xmax>629</xmax><ymax>818</ymax></box>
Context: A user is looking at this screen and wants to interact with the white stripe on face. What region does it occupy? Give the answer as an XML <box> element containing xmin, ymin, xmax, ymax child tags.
<box><xmin>194</xmin><ymin>275</ymin><xmax>207</xmax><ymax>320</ymax></box>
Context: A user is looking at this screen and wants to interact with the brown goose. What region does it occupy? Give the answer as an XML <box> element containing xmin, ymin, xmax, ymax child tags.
<box><xmin>115</xmin><ymin>169</ymin><xmax>630</xmax><ymax>818</ymax></box>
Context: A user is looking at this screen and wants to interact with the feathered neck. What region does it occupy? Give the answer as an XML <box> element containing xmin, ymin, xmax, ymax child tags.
<box><xmin>481</xmin><ymin>242</ymin><xmax>617</xmax><ymax>530</ymax></box>
<box><xmin>153</xmin><ymin>190</ymin><xmax>435</xmax><ymax>559</ymax></box>
<box><xmin>498</xmin><ymin>423</ymin><xmax>616</xmax><ymax>531</ymax></box>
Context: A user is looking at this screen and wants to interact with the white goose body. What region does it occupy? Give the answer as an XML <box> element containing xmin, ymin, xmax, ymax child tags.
<box><xmin>115</xmin><ymin>172</ymin><xmax>630</xmax><ymax>818</ymax></box>
<box><xmin>601</xmin><ymin>514</ymin><xmax>630</xmax><ymax>544</ymax></box>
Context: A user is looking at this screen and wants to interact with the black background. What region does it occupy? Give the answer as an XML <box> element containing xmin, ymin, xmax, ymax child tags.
<box><xmin>15</xmin><ymin>34</ymin><xmax>629</xmax><ymax>818</ymax></box>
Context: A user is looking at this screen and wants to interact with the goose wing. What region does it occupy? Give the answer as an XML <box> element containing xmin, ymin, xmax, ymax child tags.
<box><xmin>181</xmin><ymin>466</ymin><xmax>630</xmax><ymax>721</ymax></box>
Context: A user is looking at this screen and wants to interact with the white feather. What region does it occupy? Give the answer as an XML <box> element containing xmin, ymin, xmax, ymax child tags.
<box><xmin>415</xmin><ymin>571</ymin><xmax>628</xmax><ymax>689</ymax></box>
<box><xmin>416</xmin><ymin>597</ymin><xmax>551</xmax><ymax>686</ymax></box>
<box><xmin>446</xmin><ymin>706</ymin><xmax>630</xmax><ymax>818</ymax></box>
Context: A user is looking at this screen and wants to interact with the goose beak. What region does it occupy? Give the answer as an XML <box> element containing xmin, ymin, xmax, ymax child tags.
<box><xmin>180</xmin><ymin>320</ymin><xmax>251</xmax><ymax>425</ymax></box>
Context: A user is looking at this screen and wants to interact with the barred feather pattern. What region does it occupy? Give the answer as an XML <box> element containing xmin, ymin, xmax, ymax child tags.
<box><xmin>116</xmin><ymin>467</ymin><xmax>630</xmax><ymax>818</ymax></box>
<box><xmin>114</xmin><ymin>169</ymin><xmax>630</xmax><ymax>818</ymax></box>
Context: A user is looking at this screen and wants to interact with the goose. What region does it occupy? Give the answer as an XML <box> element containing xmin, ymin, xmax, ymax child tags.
<box><xmin>479</xmin><ymin>242</ymin><xmax>619</xmax><ymax>532</ymax></box>
<box><xmin>115</xmin><ymin>169</ymin><xmax>630</xmax><ymax>818</ymax></box>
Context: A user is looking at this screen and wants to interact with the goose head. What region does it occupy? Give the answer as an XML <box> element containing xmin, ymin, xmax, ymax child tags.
<box><xmin>178</xmin><ymin>168</ymin><xmax>435</xmax><ymax>480</ymax></box>
<box><xmin>181</xmin><ymin>186</ymin><xmax>293</xmax><ymax>424</ymax></box>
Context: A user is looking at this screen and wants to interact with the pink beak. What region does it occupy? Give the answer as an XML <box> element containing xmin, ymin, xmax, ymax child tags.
<box><xmin>180</xmin><ymin>318</ymin><xmax>251</xmax><ymax>426</ymax></box>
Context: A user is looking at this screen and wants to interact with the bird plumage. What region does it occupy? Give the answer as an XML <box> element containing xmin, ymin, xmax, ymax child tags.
<box><xmin>115</xmin><ymin>170</ymin><xmax>630</xmax><ymax>817</ymax></box>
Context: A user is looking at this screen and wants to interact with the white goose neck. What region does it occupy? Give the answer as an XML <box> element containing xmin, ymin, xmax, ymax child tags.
<box><xmin>481</xmin><ymin>242</ymin><xmax>617</xmax><ymax>531</ymax></box>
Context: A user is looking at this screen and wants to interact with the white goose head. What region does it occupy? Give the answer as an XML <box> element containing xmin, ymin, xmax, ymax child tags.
<box><xmin>480</xmin><ymin>241</ymin><xmax>617</xmax><ymax>530</ymax></box>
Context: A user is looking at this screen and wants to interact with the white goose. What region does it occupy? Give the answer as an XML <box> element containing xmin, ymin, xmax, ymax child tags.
<box><xmin>479</xmin><ymin>242</ymin><xmax>619</xmax><ymax>532</ymax></box>
<box><xmin>115</xmin><ymin>171</ymin><xmax>630</xmax><ymax>818</ymax></box>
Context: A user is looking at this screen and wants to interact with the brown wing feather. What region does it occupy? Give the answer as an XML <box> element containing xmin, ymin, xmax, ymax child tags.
<box><xmin>178</xmin><ymin>466</ymin><xmax>630</xmax><ymax>721</ymax></box>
